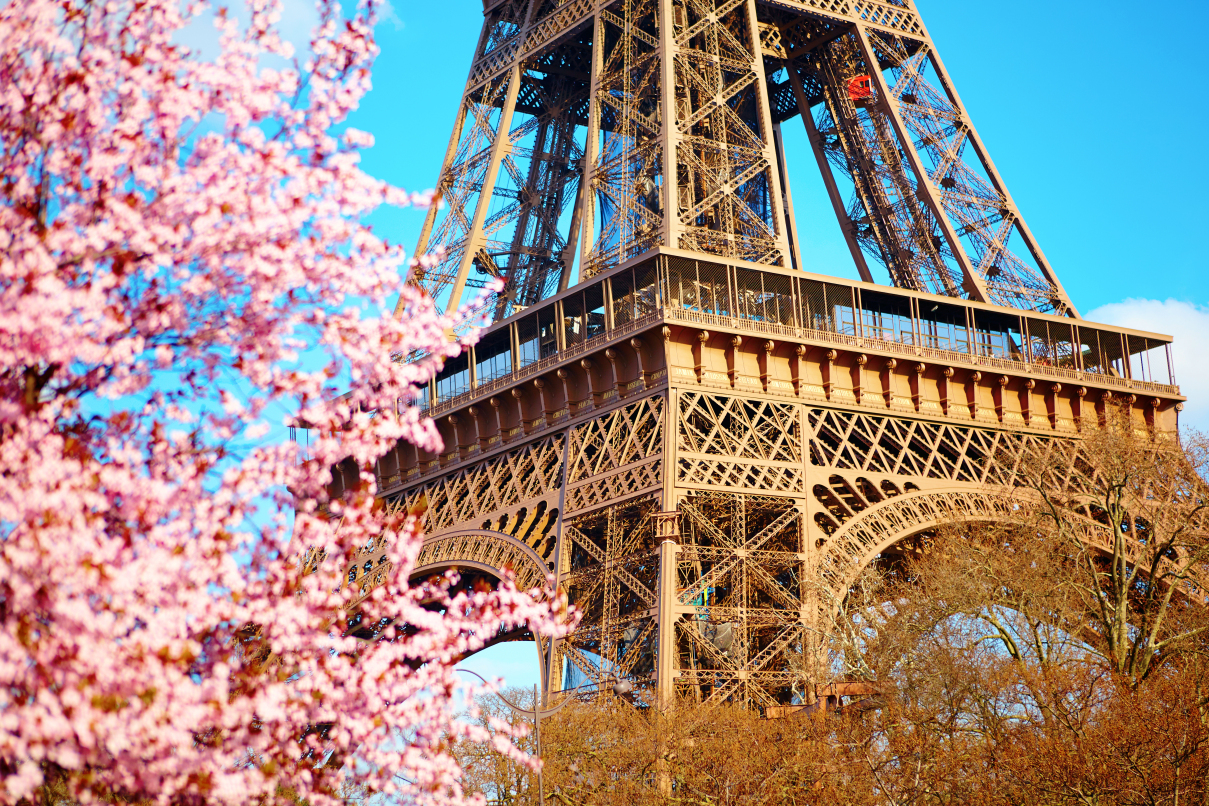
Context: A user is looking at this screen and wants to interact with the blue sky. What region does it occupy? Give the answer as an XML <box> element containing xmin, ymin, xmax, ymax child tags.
<box><xmin>327</xmin><ymin>0</ymin><xmax>1209</xmax><ymax>690</ymax></box>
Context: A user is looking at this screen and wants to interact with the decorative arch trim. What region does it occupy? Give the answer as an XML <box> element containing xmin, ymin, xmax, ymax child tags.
<box><xmin>412</xmin><ymin>529</ymin><xmax>549</xmax><ymax>591</ymax></box>
<box><xmin>816</xmin><ymin>488</ymin><xmax>1014</xmax><ymax>600</ymax></box>
<box><xmin>814</xmin><ymin>487</ymin><xmax>1209</xmax><ymax>616</ymax></box>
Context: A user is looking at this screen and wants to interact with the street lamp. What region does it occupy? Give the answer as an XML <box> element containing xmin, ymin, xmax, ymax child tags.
<box><xmin>456</xmin><ymin>669</ymin><xmax>641</xmax><ymax>803</ymax></box>
<box><xmin>456</xmin><ymin>668</ymin><xmax>576</xmax><ymax>805</ymax></box>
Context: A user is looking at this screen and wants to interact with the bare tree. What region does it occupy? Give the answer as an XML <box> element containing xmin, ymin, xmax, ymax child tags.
<box><xmin>1010</xmin><ymin>414</ymin><xmax>1209</xmax><ymax>686</ymax></box>
<box><xmin>453</xmin><ymin>687</ymin><xmax>539</xmax><ymax>805</ymax></box>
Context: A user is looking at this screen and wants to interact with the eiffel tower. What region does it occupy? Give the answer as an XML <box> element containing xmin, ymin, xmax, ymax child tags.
<box><xmin>347</xmin><ymin>0</ymin><xmax>1185</xmax><ymax>711</ymax></box>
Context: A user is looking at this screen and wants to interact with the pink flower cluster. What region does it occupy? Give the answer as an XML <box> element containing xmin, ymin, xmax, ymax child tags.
<box><xmin>0</xmin><ymin>1</ymin><xmax>570</xmax><ymax>803</ymax></box>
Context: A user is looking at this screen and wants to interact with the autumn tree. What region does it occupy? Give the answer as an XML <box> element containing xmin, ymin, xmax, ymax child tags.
<box><xmin>1010</xmin><ymin>414</ymin><xmax>1209</xmax><ymax>686</ymax></box>
<box><xmin>0</xmin><ymin>1</ymin><xmax>568</xmax><ymax>803</ymax></box>
<box><xmin>815</xmin><ymin>413</ymin><xmax>1209</xmax><ymax>804</ymax></box>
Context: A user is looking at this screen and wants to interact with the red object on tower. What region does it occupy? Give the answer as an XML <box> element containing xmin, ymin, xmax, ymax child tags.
<box><xmin>848</xmin><ymin>74</ymin><xmax>873</xmax><ymax>103</ymax></box>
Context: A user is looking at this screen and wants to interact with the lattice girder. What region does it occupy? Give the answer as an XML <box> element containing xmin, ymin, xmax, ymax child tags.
<box><xmin>582</xmin><ymin>0</ymin><xmax>667</xmax><ymax>276</ymax></box>
<box><xmin>669</xmin><ymin>0</ymin><xmax>789</xmax><ymax>266</ymax></box>
<box><xmin>410</xmin><ymin>73</ymin><xmax>513</xmax><ymax>305</ymax></box>
<box><xmin>769</xmin><ymin>15</ymin><xmax>1075</xmax><ymax>314</ymax></box>
<box><xmin>389</xmin><ymin>434</ymin><xmax>565</xmax><ymax>535</ymax></box>
<box><xmin>559</xmin><ymin>497</ymin><xmax>662</xmax><ymax>693</ymax></box>
<box><xmin>678</xmin><ymin>391</ymin><xmax>801</xmax><ymax>461</ymax></box>
<box><xmin>409</xmin><ymin>0</ymin><xmax>1080</xmax><ymax>322</ymax></box>
<box><xmin>569</xmin><ymin>394</ymin><xmax>664</xmax><ymax>479</ymax></box>
<box><xmin>375</xmin><ymin>0</ymin><xmax>1193</xmax><ymax>712</ymax></box>
<box><xmin>669</xmin><ymin>492</ymin><xmax>808</xmax><ymax>707</ymax></box>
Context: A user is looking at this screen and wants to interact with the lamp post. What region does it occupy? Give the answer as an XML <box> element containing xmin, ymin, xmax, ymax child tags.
<box><xmin>456</xmin><ymin>669</ymin><xmax>579</xmax><ymax>804</ymax></box>
<box><xmin>457</xmin><ymin>669</ymin><xmax>639</xmax><ymax>803</ymax></box>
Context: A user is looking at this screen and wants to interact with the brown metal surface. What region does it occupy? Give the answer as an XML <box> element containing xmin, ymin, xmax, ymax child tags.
<box><xmin>368</xmin><ymin>0</ymin><xmax>1191</xmax><ymax>712</ymax></box>
<box><xmin>372</xmin><ymin>250</ymin><xmax>1185</xmax><ymax>711</ymax></box>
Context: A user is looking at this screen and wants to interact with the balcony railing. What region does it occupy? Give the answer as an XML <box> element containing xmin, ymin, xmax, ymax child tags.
<box><xmin>419</xmin><ymin>250</ymin><xmax>1180</xmax><ymax>417</ymax></box>
<box><xmin>426</xmin><ymin>310</ymin><xmax>664</xmax><ymax>418</ymax></box>
<box><xmin>662</xmin><ymin>308</ymin><xmax>1180</xmax><ymax>396</ymax></box>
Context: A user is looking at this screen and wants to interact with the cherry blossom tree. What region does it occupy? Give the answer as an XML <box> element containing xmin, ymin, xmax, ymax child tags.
<box><xmin>0</xmin><ymin>0</ymin><xmax>569</xmax><ymax>803</ymax></box>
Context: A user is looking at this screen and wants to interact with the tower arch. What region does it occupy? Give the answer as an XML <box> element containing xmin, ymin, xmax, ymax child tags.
<box><xmin>411</xmin><ymin>529</ymin><xmax>550</xmax><ymax>592</ymax></box>
<box><xmin>411</xmin><ymin>529</ymin><xmax>552</xmax><ymax>679</ymax></box>
<box><xmin>813</xmin><ymin>486</ymin><xmax>1209</xmax><ymax>616</ymax></box>
<box><xmin>813</xmin><ymin>487</ymin><xmax>1014</xmax><ymax>611</ymax></box>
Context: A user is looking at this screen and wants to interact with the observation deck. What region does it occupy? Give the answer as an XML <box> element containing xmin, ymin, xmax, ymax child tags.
<box><xmin>375</xmin><ymin>248</ymin><xmax>1181</xmax><ymax>495</ymax></box>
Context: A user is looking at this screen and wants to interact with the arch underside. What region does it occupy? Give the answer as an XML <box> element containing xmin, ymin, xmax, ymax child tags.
<box><xmin>406</xmin><ymin>529</ymin><xmax>555</xmax><ymax>664</ymax></box>
<box><xmin>817</xmin><ymin>488</ymin><xmax>1209</xmax><ymax>615</ymax></box>
<box><xmin>817</xmin><ymin>487</ymin><xmax>1013</xmax><ymax>601</ymax></box>
<box><xmin>412</xmin><ymin>529</ymin><xmax>551</xmax><ymax>592</ymax></box>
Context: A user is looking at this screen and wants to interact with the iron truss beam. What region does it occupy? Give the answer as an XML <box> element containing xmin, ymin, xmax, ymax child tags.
<box><xmin>403</xmin><ymin>0</ymin><xmax>1077</xmax><ymax>325</ymax></box>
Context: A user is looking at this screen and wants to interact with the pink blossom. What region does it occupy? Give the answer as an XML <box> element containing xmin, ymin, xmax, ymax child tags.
<box><xmin>0</xmin><ymin>0</ymin><xmax>572</xmax><ymax>803</ymax></box>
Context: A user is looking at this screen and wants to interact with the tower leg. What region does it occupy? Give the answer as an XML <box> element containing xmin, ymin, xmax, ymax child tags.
<box><xmin>445</xmin><ymin>64</ymin><xmax>523</xmax><ymax>315</ymax></box>
<box><xmin>786</xmin><ymin>66</ymin><xmax>874</xmax><ymax>283</ymax></box>
<box><xmin>772</xmin><ymin>122</ymin><xmax>804</xmax><ymax>273</ymax></box>
<box><xmin>655</xmin><ymin>528</ymin><xmax>680</xmax><ymax>709</ymax></box>
<box><xmin>852</xmin><ymin>24</ymin><xmax>989</xmax><ymax>305</ymax></box>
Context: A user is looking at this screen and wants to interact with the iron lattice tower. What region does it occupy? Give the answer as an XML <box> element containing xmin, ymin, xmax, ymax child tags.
<box><xmin>354</xmin><ymin>0</ymin><xmax>1188</xmax><ymax>711</ymax></box>
<box><xmin>406</xmin><ymin>0</ymin><xmax>1077</xmax><ymax>324</ymax></box>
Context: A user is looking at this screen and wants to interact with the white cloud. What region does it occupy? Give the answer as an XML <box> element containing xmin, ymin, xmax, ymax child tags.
<box><xmin>377</xmin><ymin>0</ymin><xmax>403</xmax><ymax>30</ymax></box>
<box><xmin>1085</xmin><ymin>298</ymin><xmax>1208</xmax><ymax>432</ymax></box>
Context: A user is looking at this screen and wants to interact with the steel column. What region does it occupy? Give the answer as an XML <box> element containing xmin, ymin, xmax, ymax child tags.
<box><xmin>445</xmin><ymin>64</ymin><xmax>523</xmax><ymax>315</ymax></box>
<box><xmin>852</xmin><ymin>24</ymin><xmax>990</xmax><ymax>305</ymax></box>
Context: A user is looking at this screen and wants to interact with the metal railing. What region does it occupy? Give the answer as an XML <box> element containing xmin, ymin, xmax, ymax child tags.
<box><xmin>427</xmin><ymin>310</ymin><xmax>665</xmax><ymax>418</ymax></box>
<box><xmin>663</xmin><ymin>308</ymin><xmax>1180</xmax><ymax>397</ymax></box>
